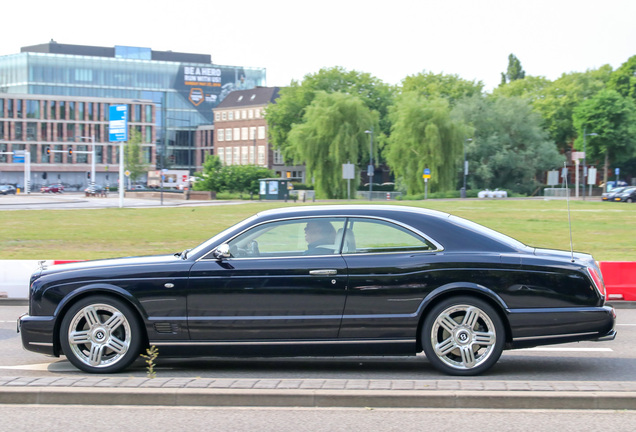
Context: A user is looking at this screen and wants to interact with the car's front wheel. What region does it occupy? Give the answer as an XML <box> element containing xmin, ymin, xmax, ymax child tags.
<box><xmin>60</xmin><ymin>296</ymin><xmax>143</xmax><ymax>373</ymax></box>
<box><xmin>422</xmin><ymin>296</ymin><xmax>505</xmax><ymax>376</ymax></box>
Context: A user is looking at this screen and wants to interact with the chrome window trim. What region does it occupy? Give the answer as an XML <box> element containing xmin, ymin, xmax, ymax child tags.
<box><xmin>198</xmin><ymin>214</ymin><xmax>444</xmax><ymax>262</ymax></box>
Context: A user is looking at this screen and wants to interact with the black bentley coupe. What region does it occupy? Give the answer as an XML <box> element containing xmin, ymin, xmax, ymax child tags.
<box><xmin>19</xmin><ymin>205</ymin><xmax>616</xmax><ymax>375</ymax></box>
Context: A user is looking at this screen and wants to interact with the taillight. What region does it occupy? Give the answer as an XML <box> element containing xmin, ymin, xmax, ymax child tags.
<box><xmin>587</xmin><ymin>266</ymin><xmax>606</xmax><ymax>298</ymax></box>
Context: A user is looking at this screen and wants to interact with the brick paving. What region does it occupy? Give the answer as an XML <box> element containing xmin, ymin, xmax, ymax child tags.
<box><xmin>1</xmin><ymin>376</ymin><xmax>635</xmax><ymax>392</ymax></box>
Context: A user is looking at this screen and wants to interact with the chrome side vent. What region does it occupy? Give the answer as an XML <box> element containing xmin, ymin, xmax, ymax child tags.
<box><xmin>153</xmin><ymin>323</ymin><xmax>179</xmax><ymax>334</ymax></box>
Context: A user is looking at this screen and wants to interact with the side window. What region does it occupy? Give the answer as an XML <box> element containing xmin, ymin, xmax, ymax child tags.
<box><xmin>345</xmin><ymin>218</ymin><xmax>436</xmax><ymax>254</ymax></box>
<box><xmin>226</xmin><ymin>218</ymin><xmax>346</xmax><ymax>258</ymax></box>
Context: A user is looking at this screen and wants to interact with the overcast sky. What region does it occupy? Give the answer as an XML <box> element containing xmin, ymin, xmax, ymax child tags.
<box><xmin>2</xmin><ymin>0</ymin><xmax>634</xmax><ymax>91</ymax></box>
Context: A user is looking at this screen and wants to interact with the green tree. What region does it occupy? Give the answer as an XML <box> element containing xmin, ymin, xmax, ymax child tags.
<box><xmin>492</xmin><ymin>75</ymin><xmax>550</xmax><ymax>101</ymax></box>
<box><xmin>530</xmin><ymin>67</ymin><xmax>611</xmax><ymax>152</ymax></box>
<box><xmin>401</xmin><ymin>71</ymin><xmax>484</xmax><ymax>105</ymax></box>
<box><xmin>286</xmin><ymin>91</ymin><xmax>378</xmax><ymax>198</ymax></box>
<box><xmin>193</xmin><ymin>155</ymin><xmax>223</xmax><ymax>192</ymax></box>
<box><xmin>608</xmin><ymin>55</ymin><xmax>636</xmax><ymax>100</ymax></box>
<box><xmin>573</xmin><ymin>89</ymin><xmax>636</xmax><ymax>185</ymax></box>
<box><xmin>385</xmin><ymin>93</ymin><xmax>465</xmax><ymax>194</ymax></box>
<box><xmin>124</xmin><ymin>128</ymin><xmax>148</xmax><ymax>183</ymax></box>
<box><xmin>452</xmin><ymin>96</ymin><xmax>564</xmax><ymax>194</ymax></box>
<box><xmin>193</xmin><ymin>155</ymin><xmax>275</xmax><ymax>196</ymax></box>
<box><xmin>265</xmin><ymin>67</ymin><xmax>395</xmax><ymax>161</ymax></box>
<box><xmin>500</xmin><ymin>54</ymin><xmax>526</xmax><ymax>85</ymax></box>
<box><xmin>223</xmin><ymin>164</ymin><xmax>275</xmax><ymax>195</ymax></box>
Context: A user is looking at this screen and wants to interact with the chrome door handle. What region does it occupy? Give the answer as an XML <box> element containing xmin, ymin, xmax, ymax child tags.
<box><xmin>309</xmin><ymin>269</ymin><xmax>337</xmax><ymax>275</ymax></box>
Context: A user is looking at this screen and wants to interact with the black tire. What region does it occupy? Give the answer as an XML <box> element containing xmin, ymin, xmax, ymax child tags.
<box><xmin>422</xmin><ymin>296</ymin><xmax>505</xmax><ymax>376</ymax></box>
<box><xmin>59</xmin><ymin>295</ymin><xmax>143</xmax><ymax>373</ymax></box>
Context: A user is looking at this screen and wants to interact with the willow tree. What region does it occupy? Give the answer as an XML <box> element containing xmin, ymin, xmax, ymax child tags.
<box><xmin>385</xmin><ymin>93</ymin><xmax>465</xmax><ymax>194</ymax></box>
<box><xmin>286</xmin><ymin>91</ymin><xmax>378</xmax><ymax>198</ymax></box>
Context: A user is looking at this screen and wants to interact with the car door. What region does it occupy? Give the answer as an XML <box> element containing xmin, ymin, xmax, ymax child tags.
<box><xmin>337</xmin><ymin>217</ymin><xmax>443</xmax><ymax>339</ymax></box>
<box><xmin>187</xmin><ymin>217</ymin><xmax>348</xmax><ymax>341</ymax></box>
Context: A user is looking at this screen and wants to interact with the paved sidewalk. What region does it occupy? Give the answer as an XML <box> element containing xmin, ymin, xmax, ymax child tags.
<box><xmin>1</xmin><ymin>376</ymin><xmax>635</xmax><ymax>409</ymax></box>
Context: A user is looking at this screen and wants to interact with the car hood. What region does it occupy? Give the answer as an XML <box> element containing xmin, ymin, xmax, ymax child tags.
<box><xmin>38</xmin><ymin>254</ymin><xmax>180</xmax><ymax>277</ymax></box>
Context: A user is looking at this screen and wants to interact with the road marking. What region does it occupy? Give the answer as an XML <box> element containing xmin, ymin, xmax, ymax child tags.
<box><xmin>520</xmin><ymin>347</ymin><xmax>613</xmax><ymax>352</ymax></box>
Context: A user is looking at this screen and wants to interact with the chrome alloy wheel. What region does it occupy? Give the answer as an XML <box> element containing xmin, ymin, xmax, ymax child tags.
<box><xmin>66</xmin><ymin>303</ymin><xmax>132</xmax><ymax>369</ymax></box>
<box><xmin>430</xmin><ymin>304</ymin><xmax>498</xmax><ymax>371</ymax></box>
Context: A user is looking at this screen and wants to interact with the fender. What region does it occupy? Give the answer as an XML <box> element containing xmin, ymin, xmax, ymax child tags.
<box><xmin>53</xmin><ymin>283</ymin><xmax>145</xmax><ymax>320</ymax></box>
<box><xmin>417</xmin><ymin>281</ymin><xmax>510</xmax><ymax>317</ymax></box>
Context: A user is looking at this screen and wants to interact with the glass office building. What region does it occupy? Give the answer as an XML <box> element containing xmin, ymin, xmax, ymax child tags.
<box><xmin>0</xmin><ymin>42</ymin><xmax>266</xmax><ymax>177</ymax></box>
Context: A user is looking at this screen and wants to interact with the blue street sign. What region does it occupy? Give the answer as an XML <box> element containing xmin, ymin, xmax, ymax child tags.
<box><xmin>13</xmin><ymin>155</ymin><xmax>24</xmax><ymax>163</ymax></box>
<box><xmin>423</xmin><ymin>168</ymin><xmax>431</xmax><ymax>175</ymax></box>
<box><xmin>109</xmin><ymin>105</ymin><xmax>128</xmax><ymax>142</ymax></box>
<box><xmin>615</xmin><ymin>167</ymin><xmax>620</xmax><ymax>176</ymax></box>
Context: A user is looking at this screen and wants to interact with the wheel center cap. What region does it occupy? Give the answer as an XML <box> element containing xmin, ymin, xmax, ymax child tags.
<box><xmin>455</xmin><ymin>329</ymin><xmax>471</xmax><ymax>345</ymax></box>
<box><xmin>93</xmin><ymin>328</ymin><xmax>108</xmax><ymax>342</ymax></box>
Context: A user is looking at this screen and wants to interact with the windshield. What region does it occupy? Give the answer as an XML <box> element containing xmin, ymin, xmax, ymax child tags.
<box><xmin>186</xmin><ymin>214</ymin><xmax>260</xmax><ymax>258</ymax></box>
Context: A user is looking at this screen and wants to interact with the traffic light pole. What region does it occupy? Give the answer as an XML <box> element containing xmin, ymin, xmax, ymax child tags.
<box><xmin>76</xmin><ymin>136</ymin><xmax>96</xmax><ymax>193</ymax></box>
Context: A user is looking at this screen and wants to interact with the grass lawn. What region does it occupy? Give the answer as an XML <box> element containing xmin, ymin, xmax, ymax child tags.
<box><xmin>1</xmin><ymin>199</ymin><xmax>634</xmax><ymax>261</ymax></box>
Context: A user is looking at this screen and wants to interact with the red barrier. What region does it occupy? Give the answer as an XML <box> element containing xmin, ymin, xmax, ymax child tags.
<box><xmin>599</xmin><ymin>261</ymin><xmax>636</xmax><ymax>301</ymax></box>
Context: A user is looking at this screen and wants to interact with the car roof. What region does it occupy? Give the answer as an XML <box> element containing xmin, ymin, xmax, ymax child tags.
<box><xmin>253</xmin><ymin>205</ymin><xmax>527</xmax><ymax>253</ymax></box>
<box><xmin>256</xmin><ymin>205</ymin><xmax>451</xmax><ymax>220</ymax></box>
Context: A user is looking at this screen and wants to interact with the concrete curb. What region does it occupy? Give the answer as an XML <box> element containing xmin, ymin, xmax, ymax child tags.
<box><xmin>0</xmin><ymin>387</ymin><xmax>635</xmax><ymax>410</ymax></box>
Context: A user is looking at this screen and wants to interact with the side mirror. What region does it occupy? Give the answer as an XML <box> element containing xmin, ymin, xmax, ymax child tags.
<box><xmin>213</xmin><ymin>243</ymin><xmax>231</xmax><ymax>260</ymax></box>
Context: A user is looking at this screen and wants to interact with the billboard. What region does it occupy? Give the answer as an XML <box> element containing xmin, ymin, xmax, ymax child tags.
<box><xmin>174</xmin><ymin>64</ymin><xmax>266</xmax><ymax>121</ymax></box>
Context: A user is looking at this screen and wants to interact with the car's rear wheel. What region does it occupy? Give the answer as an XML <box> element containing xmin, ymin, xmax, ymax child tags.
<box><xmin>60</xmin><ymin>296</ymin><xmax>143</xmax><ymax>373</ymax></box>
<box><xmin>422</xmin><ymin>296</ymin><xmax>505</xmax><ymax>376</ymax></box>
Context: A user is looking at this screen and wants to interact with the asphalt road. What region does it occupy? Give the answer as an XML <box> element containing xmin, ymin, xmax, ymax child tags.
<box><xmin>0</xmin><ymin>192</ymin><xmax>246</xmax><ymax>210</ymax></box>
<box><xmin>0</xmin><ymin>406</ymin><xmax>635</xmax><ymax>432</ymax></box>
<box><xmin>1</xmin><ymin>305</ymin><xmax>634</xmax><ymax>382</ymax></box>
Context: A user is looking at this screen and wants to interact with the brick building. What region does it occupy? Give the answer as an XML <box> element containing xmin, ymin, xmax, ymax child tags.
<box><xmin>213</xmin><ymin>87</ymin><xmax>305</xmax><ymax>182</ymax></box>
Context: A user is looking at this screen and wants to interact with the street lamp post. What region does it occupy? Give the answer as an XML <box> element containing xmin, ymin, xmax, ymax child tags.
<box><xmin>364</xmin><ymin>129</ymin><xmax>374</xmax><ymax>201</ymax></box>
<box><xmin>582</xmin><ymin>128</ymin><xmax>598</xmax><ymax>200</ymax></box>
<box><xmin>462</xmin><ymin>138</ymin><xmax>472</xmax><ymax>198</ymax></box>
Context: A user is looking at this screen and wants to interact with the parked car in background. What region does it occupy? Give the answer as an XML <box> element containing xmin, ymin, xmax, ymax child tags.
<box><xmin>0</xmin><ymin>184</ymin><xmax>17</xmax><ymax>195</ymax></box>
<box><xmin>614</xmin><ymin>186</ymin><xmax>636</xmax><ymax>203</ymax></box>
<box><xmin>40</xmin><ymin>184</ymin><xmax>64</xmax><ymax>193</ymax></box>
<box><xmin>84</xmin><ymin>185</ymin><xmax>106</xmax><ymax>196</ymax></box>
<box><xmin>18</xmin><ymin>205</ymin><xmax>616</xmax><ymax>376</ymax></box>
<box><xmin>601</xmin><ymin>186</ymin><xmax>628</xmax><ymax>201</ymax></box>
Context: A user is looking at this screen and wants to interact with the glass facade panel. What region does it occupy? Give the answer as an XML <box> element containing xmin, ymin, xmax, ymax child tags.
<box><xmin>27</xmin><ymin>122</ymin><xmax>37</xmax><ymax>140</ymax></box>
<box><xmin>54</xmin><ymin>145</ymin><xmax>62</xmax><ymax>163</ymax></box>
<box><xmin>59</xmin><ymin>101</ymin><xmax>66</xmax><ymax>120</ymax></box>
<box><xmin>26</xmin><ymin>100</ymin><xmax>39</xmax><ymax>118</ymax></box>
